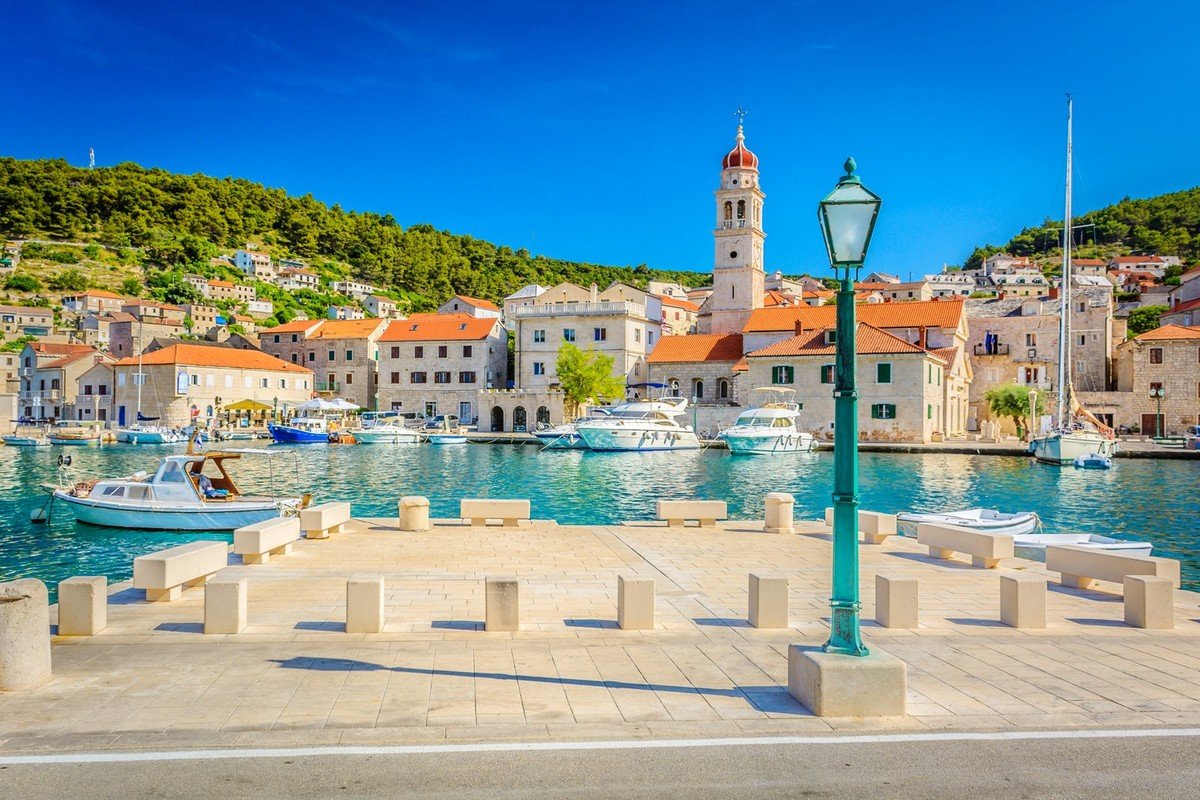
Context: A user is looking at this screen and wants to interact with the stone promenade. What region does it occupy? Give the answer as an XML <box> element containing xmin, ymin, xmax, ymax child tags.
<box><xmin>3</xmin><ymin>516</ymin><xmax>1199</xmax><ymax>754</ymax></box>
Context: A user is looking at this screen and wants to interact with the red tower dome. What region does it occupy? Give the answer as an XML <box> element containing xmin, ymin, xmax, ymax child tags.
<box><xmin>722</xmin><ymin>125</ymin><xmax>758</xmax><ymax>170</ymax></box>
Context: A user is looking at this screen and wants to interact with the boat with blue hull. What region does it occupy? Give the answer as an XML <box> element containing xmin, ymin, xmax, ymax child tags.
<box><xmin>268</xmin><ymin>417</ymin><xmax>329</xmax><ymax>444</ymax></box>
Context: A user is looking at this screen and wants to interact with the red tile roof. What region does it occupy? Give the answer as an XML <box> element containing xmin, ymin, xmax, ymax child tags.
<box><xmin>647</xmin><ymin>334</ymin><xmax>743</xmax><ymax>364</ymax></box>
<box><xmin>44</xmin><ymin>351</ymin><xmax>108</xmax><ymax>370</ymax></box>
<box><xmin>1110</xmin><ymin>255</ymin><xmax>1163</xmax><ymax>263</ymax></box>
<box><xmin>1167</xmin><ymin>297</ymin><xmax>1200</xmax><ymax>314</ymax></box>
<box><xmin>113</xmin><ymin>344</ymin><xmax>311</xmax><ymax>373</ymax></box>
<box><xmin>743</xmin><ymin>298</ymin><xmax>965</xmax><ymax>333</ymax></box>
<box><xmin>265</xmin><ymin>319</ymin><xmax>325</xmax><ymax>335</ymax></box>
<box><xmin>380</xmin><ymin>314</ymin><xmax>498</xmax><ymax>342</ymax></box>
<box><xmin>1072</xmin><ymin>258</ymin><xmax>1107</xmax><ymax>266</ymax></box>
<box><xmin>308</xmin><ymin>319</ymin><xmax>388</xmax><ymax>340</ymax></box>
<box><xmin>656</xmin><ymin>294</ymin><xmax>701</xmax><ymax>312</ymax></box>
<box><xmin>747</xmin><ymin>323</ymin><xmax>943</xmax><ymax>360</ymax></box>
<box><xmin>30</xmin><ymin>342</ymin><xmax>96</xmax><ymax>356</ymax></box>
<box><xmin>68</xmin><ymin>289</ymin><xmax>123</xmax><ymax>299</ymax></box>
<box><xmin>452</xmin><ymin>295</ymin><xmax>501</xmax><ymax>311</ymax></box>
<box><xmin>1135</xmin><ymin>324</ymin><xmax>1200</xmax><ymax>341</ymax></box>
<box><xmin>208</xmin><ymin>279</ymin><xmax>235</xmax><ymax>288</ymax></box>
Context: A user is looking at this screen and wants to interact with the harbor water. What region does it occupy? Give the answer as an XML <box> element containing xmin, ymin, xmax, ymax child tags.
<box><xmin>1</xmin><ymin>443</ymin><xmax>1197</xmax><ymax>596</ymax></box>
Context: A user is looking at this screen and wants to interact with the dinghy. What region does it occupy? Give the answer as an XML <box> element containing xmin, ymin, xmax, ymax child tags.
<box><xmin>1012</xmin><ymin>532</ymin><xmax>1151</xmax><ymax>557</ymax></box>
<box><xmin>897</xmin><ymin>508</ymin><xmax>1040</xmax><ymax>537</ymax></box>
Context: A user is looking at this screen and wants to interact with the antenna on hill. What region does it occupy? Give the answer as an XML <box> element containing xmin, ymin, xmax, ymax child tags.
<box><xmin>88</xmin><ymin>148</ymin><xmax>95</xmax><ymax>169</ymax></box>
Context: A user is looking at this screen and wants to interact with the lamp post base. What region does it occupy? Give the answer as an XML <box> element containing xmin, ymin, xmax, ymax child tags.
<box><xmin>787</xmin><ymin>643</ymin><xmax>907</xmax><ymax>718</ymax></box>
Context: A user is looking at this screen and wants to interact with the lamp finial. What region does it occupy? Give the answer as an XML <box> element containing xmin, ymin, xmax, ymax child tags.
<box><xmin>844</xmin><ymin>157</ymin><xmax>856</xmax><ymax>175</ymax></box>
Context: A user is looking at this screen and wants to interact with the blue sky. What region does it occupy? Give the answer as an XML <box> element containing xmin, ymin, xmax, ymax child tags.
<box><xmin>6</xmin><ymin>1</ymin><xmax>1198</xmax><ymax>279</ymax></box>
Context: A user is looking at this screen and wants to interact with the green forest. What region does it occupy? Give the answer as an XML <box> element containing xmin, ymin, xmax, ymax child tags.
<box><xmin>964</xmin><ymin>187</ymin><xmax>1200</xmax><ymax>271</ymax></box>
<box><xmin>0</xmin><ymin>158</ymin><xmax>710</xmax><ymax>307</ymax></box>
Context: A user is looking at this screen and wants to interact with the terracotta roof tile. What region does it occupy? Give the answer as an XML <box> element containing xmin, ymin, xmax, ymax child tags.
<box><xmin>1135</xmin><ymin>324</ymin><xmax>1200</xmax><ymax>341</ymax></box>
<box><xmin>452</xmin><ymin>295</ymin><xmax>501</xmax><ymax>311</ymax></box>
<box><xmin>43</xmin><ymin>351</ymin><xmax>108</xmax><ymax>370</ymax></box>
<box><xmin>746</xmin><ymin>323</ymin><xmax>945</xmax><ymax>362</ymax></box>
<box><xmin>113</xmin><ymin>344</ymin><xmax>311</xmax><ymax>373</ymax></box>
<box><xmin>647</xmin><ymin>334</ymin><xmax>743</xmax><ymax>364</ymax></box>
<box><xmin>1167</xmin><ymin>297</ymin><xmax>1200</xmax><ymax>314</ymax></box>
<box><xmin>380</xmin><ymin>314</ymin><xmax>498</xmax><ymax>342</ymax></box>
<box><xmin>656</xmin><ymin>294</ymin><xmax>701</xmax><ymax>312</ymax></box>
<box><xmin>30</xmin><ymin>342</ymin><xmax>96</xmax><ymax>356</ymax></box>
<box><xmin>743</xmin><ymin>299</ymin><xmax>965</xmax><ymax>333</ymax></box>
<box><xmin>308</xmin><ymin>319</ymin><xmax>388</xmax><ymax>340</ymax></box>
<box><xmin>264</xmin><ymin>319</ymin><xmax>325</xmax><ymax>335</ymax></box>
<box><xmin>208</xmin><ymin>279</ymin><xmax>235</xmax><ymax>288</ymax></box>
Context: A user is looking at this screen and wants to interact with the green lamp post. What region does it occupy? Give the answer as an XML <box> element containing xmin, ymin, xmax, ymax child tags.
<box><xmin>817</xmin><ymin>157</ymin><xmax>882</xmax><ymax>657</ymax></box>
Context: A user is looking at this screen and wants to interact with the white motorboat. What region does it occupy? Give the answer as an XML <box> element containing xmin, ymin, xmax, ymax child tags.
<box><xmin>428</xmin><ymin>433</ymin><xmax>468</xmax><ymax>445</ymax></box>
<box><xmin>50</xmin><ymin>449</ymin><xmax>305</xmax><ymax>530</ymax></box>
<box><xmin>353</xmin><ymin>424</ymin><xmax>423</xmax><ymax>444</ymax></box>
<box><xmin>2</xmin><ymin>434</ymin><xmax>49</xmax><ymax>447</ymax></box>
<box><xmin>1012</xmin><ymin>532</ymin><xmax>1152</xmax><ymax>558</ymax></box>
<box><xmin>1186</xmin><ymin>425</ymin><xmax>1200</xmax><ymax>451</ymax></box>
<box><xmin>215</xmin><ymin>429</ymin><xmax>256</xmax><ymax>441</ymax></box>
<box><xmin>1030</xmin><ymin>98</ymin><xmax>1119</xmax><ymax>466</ymax></box>
<box><xmin>897</xmin><ymin>508</ymin><xmax>1041</xmax><ymax>537</ymax></box>
<box><xmin>115</xmin><ymin>424</ymin><xmax>182</xmax><ymax>445</ymax></box>
<box><xmin>533</xmin><ymin>409</ymin><xmax>611</xmax><ymax>450</ymax></box>
<box><xmin>719</xmin><ymin>388</ymin><xmax>815</xmax><ymax>455</ymax></box>
<box><xmin>1073</xmin><ymin>453</ymin><xmax>1112</xmax><ymax>469</ymax></box>
<box><xmin>575</xmin><ymin>396</ymin><xmax>700</xmax><ymax>452</ymax></box>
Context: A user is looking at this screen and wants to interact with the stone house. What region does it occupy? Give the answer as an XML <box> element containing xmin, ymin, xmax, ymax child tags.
<box><xmin>742</xmin><ymin>323</ymin><xmax>949</xmax><ymax>443</ymax></box>
<box><xmin>1107</xmin><ymin>255</ymin><xmax>1165</xmax><ymax>278</ymax></box>
<box><xmin>646</xmin><ymin>333</ymin><xmax>744</xmax><ymax>433</ymax></box>
<box><xmin>121</xmin><ymin>301</ymin><xmax>185</xmax><ymax>326</ymax></box>
<box><xmin>332</xmin><ymin>280</ymin><xmax>378</xmax><ymax>299</ymax></box>
<box><xmin>1112</xmin><ymin>324</ymin><xmax>1200</xmax><ymax>436</ymax></box>
<box><xmin>258</xmin><ymin>318</ymin><xmax>388</xmax><ymax>409</ymax></box>
<box><xmin>327</xmin><ymin>305</ymin><xmax>365</xmax><ymax>320</ymax></box>
<box><xmin>234</xmin><ymin>249</ymin><xmax>274</xmax><ymax>279</ymax></box>
<box><xmin>111</xmin><ymin>343</ymin><xmax>312</xmax><ymax>428</ymax></box>
<box><xmin>658</xmin><ymin>294</ymin><xmax>700</xmax><ymax>335</ymax></box>
<box><xmin>61</xmin><ymin>290</ymin><xmax>125</xmax><ymax>316</ymax></box>
<box><xmin>438</xmin><ymin>295</ymin><xmax>503</xmax><ymax>319</ymax></box>
<box><xmin>207</xmin><ymin>279</ymin><xmax>256</xmax><ymax>303</ymax></box>
<box><xmin>108</xmin><ymin>318</ymin><xmax>186</xmax><ymax>359</ymax></box>
<box><xmin>503</xmin><ymin>284</ymin><xmax>548</xmax><ymax>325</ymax></box>
<box><xmin>181</xmin><ymin>304</ymin><xmax>220</xmax><ymax>333</ymax></box>
<box><xmin>477</xmin><ymin>388</ymin><xmax>566</xmax><ymax>433</ymax></box>
<box><xmin>73</xmin><ymin>361</ymin><xmax>114</xmax><ymax>423</ymax></box>
<box><xmin>0</xmin><ymin>305</ymin><xmax>54</xmax><ymax>340</ymax></box>
<box><xmin>17</xmin><ymin>343</ymin><xmax>109</xmax><ymax>422</ymax></box>
<box><xmin>377</xmin><ymin>314</ymin><xmax>508</xmax><ymax>424</ymax></box>
<box><xmin>363</xmin><ymin>295</ymin><xmax>401</xmax><ymax>319</ymax></box>
<box><xmin>278</xmin><ymin>268</ymin><xmax>320</xmax><ymax>292</ymax></box>
<box><xmin>1071</xmin><ymin>258</ymin><xmax>1107</xmax><ymax>278</ymax></box>
<box><xmin>514</xmin><ymin>282</ymin><xmax>661</xmax><ymax>392</ymax></box>
<box><xmin>246</xmin><ymin>299</ymin><xmax>273</xmax><ymax>318</ymax></box>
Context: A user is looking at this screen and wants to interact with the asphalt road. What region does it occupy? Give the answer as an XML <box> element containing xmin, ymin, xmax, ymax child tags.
<box><xmin>1</xmin><ymin>733</ymin><xmax>1197</xmax><ymax>799</ymax></box>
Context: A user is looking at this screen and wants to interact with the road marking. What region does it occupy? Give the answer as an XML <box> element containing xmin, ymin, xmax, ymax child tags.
<box><xmin>0</xmin><ymin>727</ymin><xmax>1198</xmax><ymax>765</ymax></box>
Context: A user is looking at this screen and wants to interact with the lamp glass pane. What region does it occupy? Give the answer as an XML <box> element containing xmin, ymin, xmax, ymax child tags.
<box><xmin>821</xmin><ymin>201</ymin><xmax>876</xmax><ymax>264</ymax></box>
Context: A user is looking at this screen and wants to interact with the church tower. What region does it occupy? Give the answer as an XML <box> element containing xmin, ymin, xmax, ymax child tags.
<box><xmin>705</xmin><ymin>120</ymin><xmax>765</xmax><ymax>335</ymax></box>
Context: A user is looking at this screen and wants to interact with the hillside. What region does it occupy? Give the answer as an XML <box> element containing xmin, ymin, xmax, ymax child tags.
<box><xmin>0</xmin><ymin>158</ymin><xmax>709</xmax><ymax>317</ymax></box>
<box><xmin>964</xmin><ymin>187</ymin><xmax>1200</xmax><ymax>273</ymax></box>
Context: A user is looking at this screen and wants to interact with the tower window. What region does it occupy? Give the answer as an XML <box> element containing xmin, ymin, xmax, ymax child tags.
<box><xmin>737</xmin><ymin>200</ymin><xmax>746</xmax><ymax>219</ymax></box>
<box><xmin>723</xmin><ymin>201</ymin><xmax>732</xmax><ymax>221</ymax></box>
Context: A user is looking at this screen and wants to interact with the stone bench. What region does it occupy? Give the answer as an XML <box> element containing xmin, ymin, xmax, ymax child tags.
<box><xmin>916</xmin><ymin>523</ymin><xmax>1014</xmax><ymax>569</ymax></box>
<box><xmin>300</xmin><ymin>502</ymin><xmax>351</xmax><ymax>539</ymax></box>
<box><xmin>656</xmin><ymin>500</ymin><xmax>727</xmax><ymax>528</ymax></box>
<box><xmin>1046</xmin><ymin>544</ymin><xmax>1181</xmax><ymax>591</ymax></box>
<box><xmin>132</xmin><ymin>541</ymin><xmax>228</xmax><ymax>602</ymax></box>
<box><xmin>824</xmin><ymin>508</ymin><xmax>897</xmax><ymax>544</ymax></box>
<box><xmin>233</xmin><ymin>517</ymin><xmax>300</xmax><ymax>564</ymax></box>
<box><xmin>461</xmin><ymin>499</ymin><xmax>530</xmax><ymax>527</ymax></box>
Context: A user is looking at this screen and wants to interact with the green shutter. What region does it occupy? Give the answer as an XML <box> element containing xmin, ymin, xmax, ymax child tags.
<box><xmin>877</xmin><ymin>363</ymin><xmax>891</xmax><ymax>383</ymax></box>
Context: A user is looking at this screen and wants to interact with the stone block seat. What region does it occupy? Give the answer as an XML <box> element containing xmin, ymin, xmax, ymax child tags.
<box><xmin>300</xmin><ymin>502</ymin><xmax>351</xmax><ymax>540</ymax></box>
<box><xmin>656</xmin><ymin>500</ymin><xmax>728</xmax><ymax>528</ymax></box>
<box><xmin>233</xmin><ymin>516</ymin><xmax>301</xmax><ymax>564</ymax></box>
<box><xmin>461</xmin><ymin>499</ymin><xmax>530</xmax><ymax>527</ymax></box>
<box><xmin>915</xmin><ymin>523</ymin><xmax>1014</xmax><ymax>569</ymax></box>
<box><xmin>824</xmin><ymin>508</ymin><xmax>897</xmax><ymax>544</ymax></box>
<box><xmin>132</xmin><ymin>541</ymin><xmax>228</xmax><ymax>602</ymax></box>
<box><xmin>1046</xmin><ymin>544</ymin><xmax>1181</xmax><ymax>591</ymax></box>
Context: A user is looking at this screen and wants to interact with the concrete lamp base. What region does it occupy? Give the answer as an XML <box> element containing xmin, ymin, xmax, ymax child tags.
<box><xmin>787</xmin><ymin>644</ymin><xmax>907</xmax><ymax>718</ymax></box>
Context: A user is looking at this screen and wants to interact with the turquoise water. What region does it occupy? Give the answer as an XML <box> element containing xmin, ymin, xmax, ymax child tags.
<box><xmin>2</xmin><ymin>443</ymin><xmax>1198</xmax><ymax>595</ymax></box>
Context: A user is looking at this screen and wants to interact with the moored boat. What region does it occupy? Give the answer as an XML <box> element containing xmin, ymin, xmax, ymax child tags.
<box><xmin>533</xmin><ymin>409</ymin><xmax>611</xmax><ymax>450</ymax></box>
<box><xmin>1013</xmin><ymin>532</ymin><xmax>1151</xmax><ymax>557</ymax></box>
<box><xmin>349</xmin><ymin>411</ymin><xmax>423</xmax><ymax>444</ymax></box>
<box><xmin>46</xmin><ymin>421</ymin><xmax>101</xmax><ymax>446</ymax></box>
<box><xmin>574</xmin><ymin>396</ymin><xmax>700</xmax><ymax>452</ymax></box>
<box><xmin>428</xmin><ymin>433</ymin><xmax>468</xmax><ymax>445</ymax></box>
<box><xmin>267</xmin><ymin>416</ymin><xmax>329</xmax><ymax>444</ymax></box>
<box><xmin>2</xmin><ymin>434</ymin><xmax>49</xmax><ymax>447</ymax></box>
<box><xmin>897</xmin><ymin>508</ymin><xmax>1041</xmax><ymax>537</ymax></box>
<box><xmin>719</xmin><ymin>388</ymin><xmax>815</xmax><ymax>455</ymax></box>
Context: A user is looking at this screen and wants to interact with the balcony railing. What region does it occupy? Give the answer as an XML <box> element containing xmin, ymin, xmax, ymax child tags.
<box><xmin>17</xmin><ymin>367</ymin><xmax>33</xmax><ymax>378</ymax></box>
<box><xmin>516</xmin><ymin>301</ymin><xmax>646</xmax><ymax>319</ymax></box>
<box><xmin>973</xmin><ymin>343</ymin><xmax>1010</xmax><ymax>356</ymax></box>
<box><xmin>720</xmin><ymin>219</ymin><xmax>751</xmax><ymax>229</ymax></box>
<box><xmin>316</xmin><ymin>380</ymin><xmax>340</xmax><ymax>393</ymax></box>
<box><xmin>19</xmin><ymin>389</ymin><xmax>60</xmax><ymax>402</ymax></box>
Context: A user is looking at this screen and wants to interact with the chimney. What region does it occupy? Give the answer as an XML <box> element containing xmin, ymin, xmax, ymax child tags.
<box><xmin>1048</xmin><ymin>286</ymin><xmax>1058</xmax><ymax>300</ymax></box>
<box><xmin>918</xmin><ymin>326</ymin><xmax>928</xmax><ymax>350</ymax></box>
<box><xmin>589</xmin><ymin>283</ymin><xmax>598</xmax><ymax>302</ymax></box>
<box><xmin>998</xmin><ymin>291</ymin><xmax>1006</xmax><ymax>301</ymax></box>
<box><xmin>794</xmin><ymin>319</ymin><xmax>805</xmax><ymax>337</ymax></box>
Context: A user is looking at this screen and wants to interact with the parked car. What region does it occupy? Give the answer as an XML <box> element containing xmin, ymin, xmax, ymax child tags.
<box><xmin>423</xmin><ymin>414</ymin><xmax>460</xmax><ymax>430</ymax></box>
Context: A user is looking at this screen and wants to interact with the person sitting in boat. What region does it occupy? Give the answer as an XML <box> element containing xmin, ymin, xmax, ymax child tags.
<box><xmin>195</xmin><ymin>472</ymin><xmax>228</xmax><ymax>500</ymax></box>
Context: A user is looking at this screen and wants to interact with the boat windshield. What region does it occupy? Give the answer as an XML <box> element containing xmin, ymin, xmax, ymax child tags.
<box><xmin>609</xmin><ymin>410</ymin><xmax>657</xmax><ymax>420</ymax></box>
<box><xmin>736</xmin><ymin>416</ymin><xmax>793</xmax><ymax>428</ymax></box>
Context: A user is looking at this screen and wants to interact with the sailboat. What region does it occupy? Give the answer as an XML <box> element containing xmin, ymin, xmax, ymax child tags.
<box><xmin>114</xmin><ymin>320</ymin><xmax>182</xmax><ymax>445</ymax></box>
<box><xmin>1030</xmin><ymin>96</ymin><xmax>1118</xmax><ymax>465</ymax></box>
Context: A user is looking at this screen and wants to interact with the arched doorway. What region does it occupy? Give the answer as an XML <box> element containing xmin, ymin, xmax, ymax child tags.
<box><xmin>513</xmin><ymin>406</ymin><xmax>528</xmax><ymax>432</ymax></box>
<box><xmin>536</xmin><ymin>406</ymin><xmax>550</xmax><ymax>426</ymax></box>
<box><xmin>490</xmin><ymin>406</ymin><xmax>504</xmax><ymax>432</ymax></box>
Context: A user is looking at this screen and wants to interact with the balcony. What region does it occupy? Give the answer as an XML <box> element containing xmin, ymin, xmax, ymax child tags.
<box><xmin>316</xmin><ymin>380</ymin><xmax>340</xmax><ymax>393</ymax></box>
<box><xmin>17</xmin><ymin>367</ymin><xmax>33</xmax><ymax>378</ymax></box>
<box><xmin>19</xmin><ymin>389</ymin><xmax>60</xmax><ymax>402</ymax></box>
<box><xmin>516</xmin><ymin>301</ymin><xmax>646</xmax><ymax>320</ymax></box>
<box><xmin>973</xmin><ymin>343</ymin><xmax>1010</xmax><ymax>356</ymax></box>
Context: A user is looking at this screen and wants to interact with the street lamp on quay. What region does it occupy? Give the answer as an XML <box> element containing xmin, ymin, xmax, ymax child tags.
<box><xmin>1149</xmin><ymin>386</ymin><xmax>1165</xmax><ymax>438</ymax></box>
<box><xmin>816</xmin><ymin>157</ymin><xmax>882</xmax><ymax>658</ymax></box>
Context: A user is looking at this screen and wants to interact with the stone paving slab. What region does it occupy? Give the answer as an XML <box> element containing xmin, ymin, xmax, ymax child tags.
<box><xmin>3</xmin><ymin>515</ymin><xmax>1199</xmax><ymax>753</ymax></box>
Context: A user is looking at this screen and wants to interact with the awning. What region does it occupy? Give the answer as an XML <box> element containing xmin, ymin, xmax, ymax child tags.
<box><xmin>224</xmin><ymin>399</ymin><xmax>273</xmax><ymax>412</ymax></box>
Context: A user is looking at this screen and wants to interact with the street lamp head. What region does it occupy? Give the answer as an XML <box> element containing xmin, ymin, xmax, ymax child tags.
<box><xmin>817</xmin><ymin>157</ymin><xmax>882</xmax><ymax>273</ymax></box>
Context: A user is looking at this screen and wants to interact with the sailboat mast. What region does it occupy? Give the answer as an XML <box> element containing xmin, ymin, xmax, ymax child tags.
<box><xmin>1056</xmin><ymin>95</ymin><xmax>1073</xmax><ymax>427</ymax></box>
<box><xmin>135</xmin><ymin>318</ymin><xmax>144</xmax><ymax>424</ymax></box>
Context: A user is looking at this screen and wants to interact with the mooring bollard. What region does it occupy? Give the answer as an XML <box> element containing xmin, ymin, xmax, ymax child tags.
<box><xmin>57</xmin><ymin>576</ymin><xmax>107</xmax><ymax>636</ymax></box>
<box><xmin>763</xmin><ymin>493</ymin><xmax>795</xmax><ymax>535</ymax></box>
<box><xmin>398</xmin><ymin>496</ymin><xmax>431</xmax><ymax>532</ymax></box>
<box><xmin>0</xmin><ymin>579</ymin><xmax>52</xmax><ymax>690</ymax></box>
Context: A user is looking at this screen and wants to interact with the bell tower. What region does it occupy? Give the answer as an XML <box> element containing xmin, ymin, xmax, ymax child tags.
<box><xmin>707</xmin><ymin>113</ymin><xmax>765</xmax><ymax>335</ymax></box>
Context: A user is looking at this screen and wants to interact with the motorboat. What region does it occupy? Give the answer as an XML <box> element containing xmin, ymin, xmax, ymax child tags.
<box><xmin>897</xmin><ymin>508</ymin><xmax>1041</xmax><ymax>537</ymax></box>
<box><xmin>428</xmin><ymin>433</ymin><xmax>468</xmax><ymax>445</ymax></box>
<box><xmin>575</xmin><ymin>396</ymin><xmax>701</xmax><ymax>452</ymax></box>
<box><xmin>267</xmin><ymin>416</ymin><xmax>329</xmax><ymax>444</ymax></box>
<box><xmin>1073</xmin><ymin>453</ymin><xmax>1112</xmax><ymax>469</ymax></box>
<box><xmin>214</xmin><ymin>429</ymin><xmax>256</xmax><ymax>441</ymax></box>
<box><xmin>50</xmin><ymin>449</ymin><xmax>305</xmax><ymax>530</ymax></box>
<box><xmin>1186</xmin><ymin>425</ymin><xmax>1200</xmax><ymax>451</ymax></box>
<box><xmin>115</xmin><ymin>424</ymin><xmax>182</xmax><ymax>445</ymax></box>
<box><xmin>2</xmin><ymin>434</ymin><xmax>49</xmax><ymax>447</ymax></box>
<box><xmin>349</xmin><ymin>411</ymin><xmax>423</xmax><ymax>444</ymax></box>
<box><xmin>533</xmin><ymin>409</ymin><xmax>611</xmax><ymax>450</ymax></box>
<box><xmin>1012</xmin><ymin>532</ymin><xmax>1152</xmax><ymax>558</ymax></box>
<box><xmin>719</xmin><ymin>388</ymin><xmax>815</xmax><ymax>455</ymax></box>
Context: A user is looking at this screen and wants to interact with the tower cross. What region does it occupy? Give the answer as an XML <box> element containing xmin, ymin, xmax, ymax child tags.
<box><xmin>734</xmin><ymin>107</ymin><xmax>748</xmax><ymax>126</ymax></box>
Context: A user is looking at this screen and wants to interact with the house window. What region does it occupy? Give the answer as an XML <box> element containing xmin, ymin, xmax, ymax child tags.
<box><xmin>346</xmin><ymin>350</ymin><xmax>353</xmax><ymax>361</ymax></box>
<box><xmin>390</xmin><ymin>372</ymin><xmax>399</xmax><ymax>384</ymax></box>
<box><xmin>594</xmin><ymin>327</ymin><xmax>607</xmax><ymax>342</ymax></box>
<box><xmin>279</xmin><ymin>378</ymin><xmax>286</xmax><ymax>389</ymax></box>
<box><xmin>871</xmin><ymin>404</ymin><xmax>896</xmax><ymax>419</ymax></box>
<box><xmin>273</xmin><ymin>334</ymin><xmax>280</xmax><ymax>343</ymax></box>
<box><xmin>533</xmin><ymin>362</ymin><xmax>546</xmax><ymax>376</ymax></box>
<box><xmin>260</xmin><ymin>378</ymin><xmax>268</xmax><ymax>388</ymax></box>
<box><xmin>118</xmin><ymin>373</ymin><xmax>126</xmax><ymax>387</ymax></box>
<box><xmin>463</xmin><ymin>345</ymin><xmax>473</xmax><ymax>357</ymax></box>
<box><xmin>459</xmin><ymin>371</ymin><xmax>476</xmax><ymax>383</ymax></box>
<box><xmin>562</xmin><ymin>329</ymin><xmax>575</xmax><ymax>342</ymax></box>
<box><xmin>345</xmin><ymin>372</ymin><xmax>353</xmax><ymax>385</ymax></box>
<box><xmin>327</xmin><ymin>349</ymin><xmax>335</xmax><ymax>362</ymax></box>
<box><xmin>291</xmin><ymin>354</ymin><xmax>298</xmax><ymax>363</ymax></box>
<box><xmin>824</xmin><ymin>330</ymin><xmax>837</xmax><ymax>345</ymax></box>
<box><xmin>634</xmin><ymin>328</ymin><xmax>641</xmax><ymax>344</ymax></box>
<box><xmin>308</xmin><ymin>352</ymin><xmax>315</xmax><ymax>362</ymax></box>
<box><xmin>190</xmin><ymin>374</ymin><xmax>199</xmax><ymax>386</ymax></box>
<box><xmin>1077</xmin><ymin>301</ymin><xmax>1086</xmax><ymax>313</ymax></box>
<box><xmin>693</xmin><ymin>379</ymin><xmax>704</xmax><ymax>399</ymax></box>
<box><xmin>648</xmin><ymin>330</ymin><xmax>655</xmax><ymax>346</ymax></box>
<box><xmin>1026</xmin><ymin>333</ymin><xmax>1037</xmax><ymax>347</ymax></box>
<box><xmin>1149</xmin><ymin>348</ymin><xmax>1163</xmax><ymax>364</ymax></box>
<box><xmin>820</xmin><ymin>364</ymin><xmax>834</xmax><ymax>384</ymax></box>
<box><xmin>927</xmin><ymin>404</ymin><xmax>933</xmax><ymax>420</ymax></box>
<box><xmin>719</xmin><ymin>379</ymin><xmax>729</xmax><ymax>399</ymax></box>
<box><xmin>414</xmin><ymin>346</ymin><xmax>424</xmax><ymax>358</ymax></box>
<box><xmin>291</xmin><ymin>334</ymin><xmax>298</xmax><ymax>343</ymax></box>
<box><xmin>533</xmin><ymin>330</ymin><xmax>545</xmax><ymax>343</ymax></box>
<box><xmin>772</xmin><ymin>365</ymin><xmax>795</xmax><ymax>384</ymax></box>
<box><xmin>876</xmin><ymin>363</ymin><xmax>892</xmax><ymax>384</ymax></box>
<box><xmin>438</xmin><ymin>345</ymin><xmax>448</xmax><ymax>358</ymax></box>
<box><xmin>391</xmin><ymin>346</ymin><xmax>400</xmax><ymax>358</ymax></box>
<box><xmin>1077</xmin><ymin>335</ymin><xmax>1086</xmax><ymax>347</ymax></box>
<box><xmin>411</xmin><ymin>372</ymin><xmax>427</xmax><ymax>384</ymax></box>
<box><xmin>434</xmin><ymin>371</ymin><xmax>450</xmax><ymax>384</ymax></box>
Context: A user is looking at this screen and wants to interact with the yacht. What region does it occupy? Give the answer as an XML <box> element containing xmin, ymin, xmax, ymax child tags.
<box><xmin>351</xmin><ymin>412</ymin><xmax>422</xmax><ymax>444</ymax></box>
<box><xmin>719</xmin><ymin>388</ymin><xmax>815</xmax><ymax>455</ymax></box>
<box><xmin>574</xmin><ymin>397</ymin><xmax>700</xmax><ymax>452</ymax></box>
<box><xmin>1030</xmin><ymin>97</ymin><xmax>1118</xmax><ymax>465</ymax></box>
<box><xmin>50</xmin><ymin>449</ymin><xmax>305</xmax><ymax>530</ymax></box>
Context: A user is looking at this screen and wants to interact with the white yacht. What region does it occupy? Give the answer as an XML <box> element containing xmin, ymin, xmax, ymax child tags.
<box><xmin>533</xmin><ymin>409</ymin><xmax>611</xmax><ymax>450</ymax></box>
<box><xmin>350</xmin><ymin>411</ymin><xmax>423</xmax><ymax>444</ymax></box>
<box><xmin>574</xmin><ymin>397</ymin><xmax>700</xmax><ymax>452</ymax></box>
<box><xmin>719</xmin><ymin>388</ymin><xmax>815</xmax><ymax>455</ymax></box>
